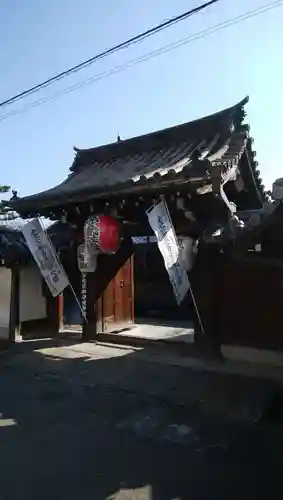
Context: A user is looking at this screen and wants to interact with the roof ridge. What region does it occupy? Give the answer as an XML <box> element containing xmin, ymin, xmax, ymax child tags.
<box><xmin>70</xmin><ymin>97</ymin><xmax>249</xmax><ymax>172</ymax></box>
<box><xmin>74</xmin><ymin>97</ymin><xmax>248</xmax><ymax>154</ymax></box>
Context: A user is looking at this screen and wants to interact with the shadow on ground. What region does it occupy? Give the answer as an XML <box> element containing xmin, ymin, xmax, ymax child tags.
<box><xmin>0</xmin><ymin>338</ymin><xmax>282</xmax><ymax>499</ymax></box>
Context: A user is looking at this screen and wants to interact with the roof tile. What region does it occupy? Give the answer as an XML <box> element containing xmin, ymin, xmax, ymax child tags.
<box><xmin>9</xmin><ymin>97</ymin><xmax>263</xmax><ymax>214</ymax></box>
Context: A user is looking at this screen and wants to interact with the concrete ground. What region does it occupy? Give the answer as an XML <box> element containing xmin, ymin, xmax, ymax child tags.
<box><xmin>120</xmin><ymin>319</ymin><xmax>195</xmax><ymax>343</ymax></box>
<box><xmin>0</xmin><ymin>339</ymin><xmax>283</xmax><ymax>500</ymax></box>
<box><xmin>62</xmin><ymin>319</ymin><xmax>195</xmax><ymax>343</ymax></box>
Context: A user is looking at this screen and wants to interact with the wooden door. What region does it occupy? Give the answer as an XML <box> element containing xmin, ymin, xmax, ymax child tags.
<box><xmin>101</xmin><ymin>256</ymin><xmax>133</xmax><ymax>333</ymax></box>
<box><xmin>122</xmin><ymin>255</ymin><xmax>133</xmax><ymax>323</ymax></box>
<box><xmin>87</xmin><ymin>237</ymin><xmax>134</xmax><ymax>334</ymax></box>
<box><xmin>114</xmin><ymin>267</ymin><xmax>124</xmax><ymax>324</ymax></box>
<box><xmin>103</xmin><ymin>280</ymin><xmax>115</xmax><ymax>328</ymax></box>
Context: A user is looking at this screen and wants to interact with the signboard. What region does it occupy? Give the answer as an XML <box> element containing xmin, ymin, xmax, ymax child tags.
<box><xmin>146</xmin><ymin>200</ymin><xmax>190</xmax><ymax>305</ymax></box>
<box><xmin>22</xmin><ymin>218</ymin><xmax>69</xmax><ymax>297</ymax></box>
<box><xmin>81</xmin><ymin>272</ymin><xmax>87</xmax><ymax>319</ymax></box>
<box><xmin>77</xmin><ymin>244</ymin><xmax>97</xmax><ymax>273</ymax></box>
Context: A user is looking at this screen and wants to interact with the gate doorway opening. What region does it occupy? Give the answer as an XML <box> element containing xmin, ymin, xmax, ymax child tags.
<box><xmin>60</xmin><ymin>248</ymin><xmax>83</xmax><ymax>333</ymax></box>
<box><xmin>133</xmin><ymin>237</ymin><xmax>194</xmax><ymax>322</ymax></box>
<box><xmin>131</xmin><ymin>237</ymin><xmax>195</xmax><ymax>343</ymax></box>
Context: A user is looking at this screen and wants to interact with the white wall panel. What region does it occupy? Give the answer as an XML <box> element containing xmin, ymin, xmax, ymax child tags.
<box><xmin>20</xmin><ymin>266</ymin><xmax>46</xmax><ymax>322</ymax></box>
<box><xmin>0</xmin><ymin>268</ymin><xmax>11</xmax><ymax>339</ymax></box>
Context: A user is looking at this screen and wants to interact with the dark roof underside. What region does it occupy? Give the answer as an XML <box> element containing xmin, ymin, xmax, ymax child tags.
<box><xmin>9</xmin><ymin>97</ymin><xmax>264</xmax><ymax>214</ymax></box>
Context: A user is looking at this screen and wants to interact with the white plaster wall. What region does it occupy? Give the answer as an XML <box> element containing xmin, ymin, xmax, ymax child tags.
<box><xmin>20</xmin><ymin>266</ymin><xmax>47</xmax><ymax>322</ymax></box>
<box><xmin>0</xmin><ymin>267</ymin><xmax>12</xmax><ymax>339</ymax></box>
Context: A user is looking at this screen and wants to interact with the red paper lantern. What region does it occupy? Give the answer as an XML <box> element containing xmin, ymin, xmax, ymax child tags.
<box><xmin>84</xmin><ymin>215</ymin><xmax>120</xmax><ymax>254</ymax></box>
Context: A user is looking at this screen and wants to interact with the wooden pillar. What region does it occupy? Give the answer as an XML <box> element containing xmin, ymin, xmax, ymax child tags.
<box><xmin>57</xmin><ymin>294</ymin><xmax>64</xmax><ymax>332</ymax></box>
<box><xmin>190</xmin><ymin>245</ymin><xmax>221</xmax><ymax>356</ymax></box>
<box><xmin>45</xmin><ymin>288</ymin><xmax>62</xmax><ymax>336</ymax></box>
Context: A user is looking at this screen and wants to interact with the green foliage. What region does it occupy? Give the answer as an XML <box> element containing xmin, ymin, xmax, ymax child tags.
<box><xmin>0</xmin><ymin>185</ymin><xmax>17</xmax><ymax>220</ymax></box>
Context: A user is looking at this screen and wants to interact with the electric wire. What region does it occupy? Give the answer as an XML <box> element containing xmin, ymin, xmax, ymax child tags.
<box><xmin>0</xmin><ymin>0</ymin><xmax>282</xmax><ymax>123</ymax></box>
<box><xmin>0</xmin><ymin>0</ymin><xmax>220</xmax><ymax>109</ymax></box>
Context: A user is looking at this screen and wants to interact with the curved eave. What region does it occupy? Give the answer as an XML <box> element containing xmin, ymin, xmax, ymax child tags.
<box><xmin>71</xmin><ymin>97</ymin><xmax>249</xmax><ymax>171</ymax></box>
<box><xmin>245</xmin><ymin>137</ymin><xmax>267</xmax><ymax>204</ymax></box>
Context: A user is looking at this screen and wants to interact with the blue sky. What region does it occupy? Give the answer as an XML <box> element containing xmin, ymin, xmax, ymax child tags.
<box><xmin>0</xmin><ymin>0</ymin><xmax>282</xmax><ymax>200</ymax></box>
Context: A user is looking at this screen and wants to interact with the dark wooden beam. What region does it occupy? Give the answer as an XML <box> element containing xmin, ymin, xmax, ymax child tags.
<box><xmin>26</xmin><ymin>186</ymin><xmax>229</xmax><ymax>243</ymax></box>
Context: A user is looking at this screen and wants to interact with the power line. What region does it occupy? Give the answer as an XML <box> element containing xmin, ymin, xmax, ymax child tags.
<box><xmin>0</xmin><ymin>0</ymin><xmax>282</xmax><ymax>123</ymax></box>
<box><xmin>0</xmin><ymin>1</ymin><xmax>220</xmax><ymax>110</ymax></box>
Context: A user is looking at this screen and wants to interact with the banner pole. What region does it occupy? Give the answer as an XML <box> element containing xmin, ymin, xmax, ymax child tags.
<box><xmin>68</xmin><ymin>281</ymin><xmax>88</xmax><ymax>324</ymax></box>
<box><xmin>189</xmin><ymin>287</ymin><xmax>205</xmax><ymax>336</ymax></box>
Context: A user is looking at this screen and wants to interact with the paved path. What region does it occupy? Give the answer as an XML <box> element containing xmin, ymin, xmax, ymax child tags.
<box><xmin>126</xmin><ymin>319</ymin><xmax>194</xmax><ymax>343</ymax></box>
<box><xmin>0</xmin><ymin>341</ymin><xmax>282</xmax><ymax>499</ymax></box>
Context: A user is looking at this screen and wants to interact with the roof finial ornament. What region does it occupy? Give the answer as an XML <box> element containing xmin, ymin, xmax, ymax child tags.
<box><xmin>117</xmin><ymin>133</ymin><xmax>122</xmax><ymax>143</ymax></box>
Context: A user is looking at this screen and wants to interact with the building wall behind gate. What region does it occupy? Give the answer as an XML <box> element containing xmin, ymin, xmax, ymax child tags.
<box><xmin>0</xmin><ymin>267</ymin><xmax>11</xmax><ymax>340</ymax></box>
<box><xmin>19</xmin><ymin>266</ymin><xmax>46</xmax><ymax>322</ymax></box>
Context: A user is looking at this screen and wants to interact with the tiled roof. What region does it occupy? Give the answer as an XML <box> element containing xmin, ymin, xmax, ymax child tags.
<box><xmin>9</xmin><ymin>97</ymin><xmax>264</xmax><ymax>214</ymax></box>
<box><xmin>0</xmin><ymin>223</ymin><xmax>73</xmax><ymax>267</ymax></box>
<box><xmin>0</xmin><ymin>226</ymin><xmax>29</xmax><ymax>266</ymax></box>
<box><xmin>203</xmin><ymin>202</ymin><xmax>283</xmax><ymax>251</ymax></box>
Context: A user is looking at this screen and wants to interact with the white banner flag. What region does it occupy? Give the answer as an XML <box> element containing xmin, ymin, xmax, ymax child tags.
<box><xmin>146</xmin><ymin>200</ymin><xmax>190</xmax><ymax>305</ymax></box>
<box><xmin>22</xmin><ymin>219</ymin><xmax>69</xmax><ymax>297</ymax></box>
